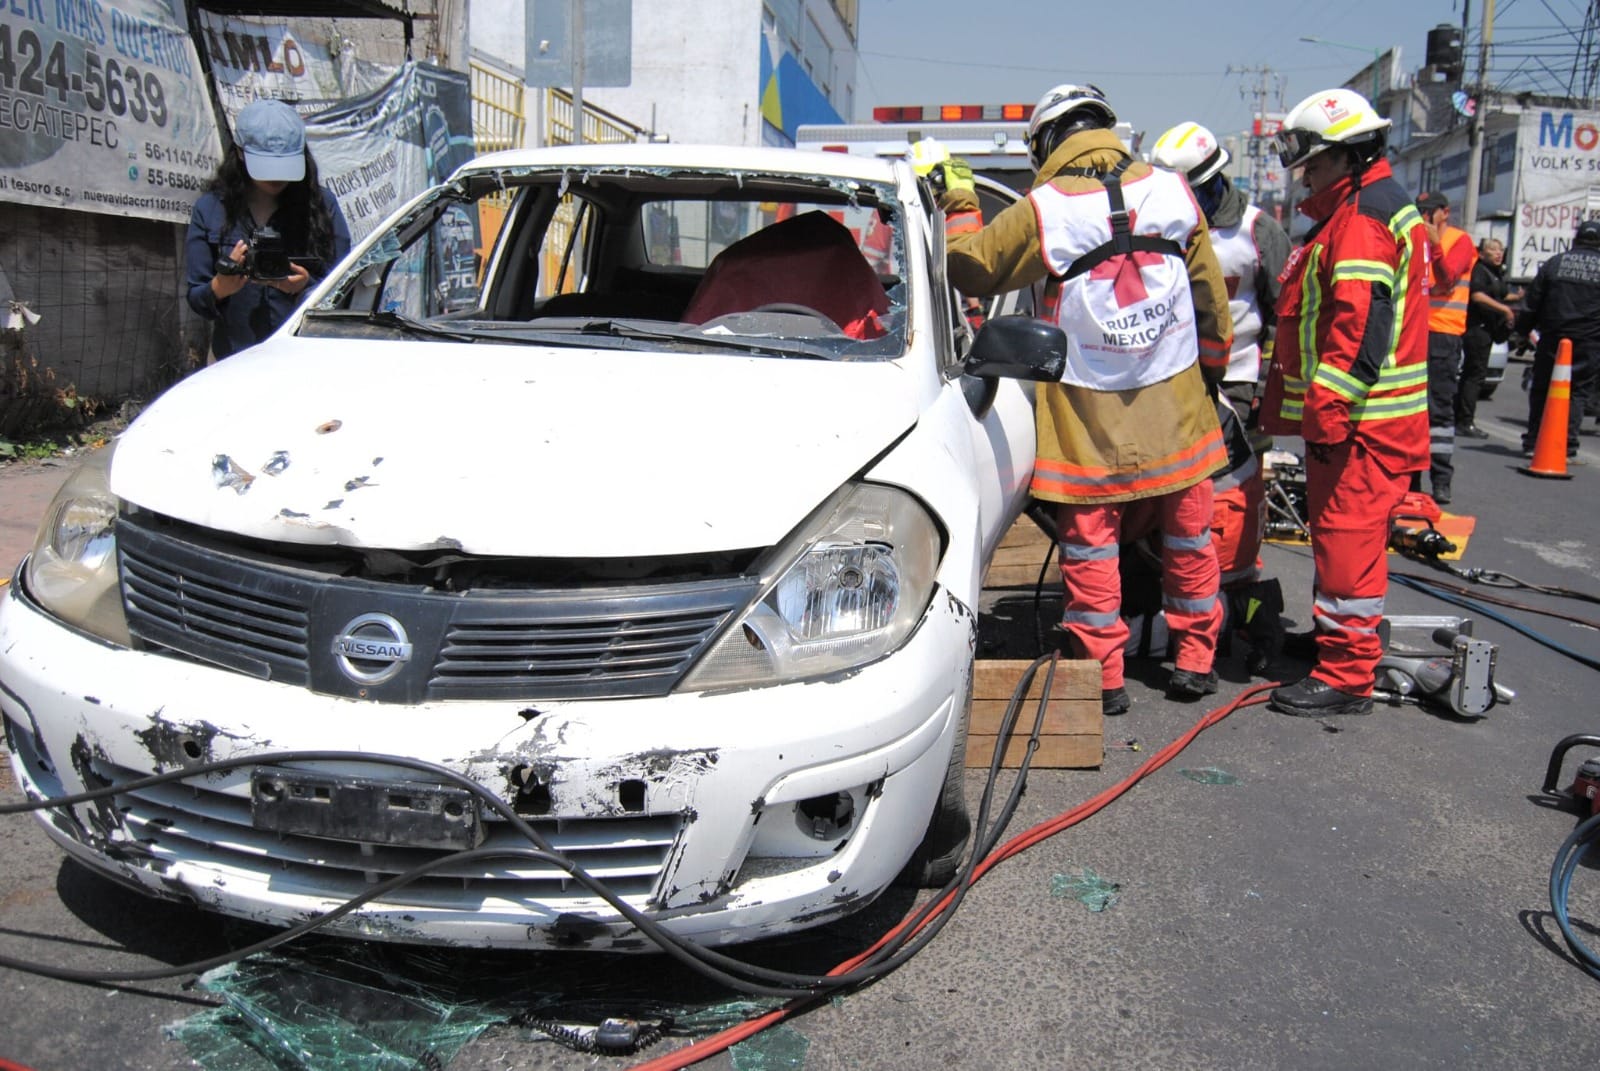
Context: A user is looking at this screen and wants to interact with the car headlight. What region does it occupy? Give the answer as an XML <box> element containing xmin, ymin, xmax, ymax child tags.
<box><xmin>683</xmin><ymin>483</ymin><xmax>942</xmax><ymax>690</ymax></box>
<box><xmin>22</xmin><ymin>442</ymin><xmax>130</xmax><ymax>646</ymax></box>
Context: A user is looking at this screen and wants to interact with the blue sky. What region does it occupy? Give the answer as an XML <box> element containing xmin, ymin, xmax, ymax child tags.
<box><xmin>852</xmin><ymin>0</ymin><xmax>1578</xmax><ymax>142</ymax></box>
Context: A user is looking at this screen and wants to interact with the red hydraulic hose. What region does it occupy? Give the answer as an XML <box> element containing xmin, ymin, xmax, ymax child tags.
<box><xmin>629</xmin><ymin>682</ymin><xmax>1278</xmax><ymax>1070</ymax></box>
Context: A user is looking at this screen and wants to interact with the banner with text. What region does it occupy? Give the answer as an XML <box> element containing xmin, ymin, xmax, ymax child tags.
<box><xmin>1518</xmin><ymin>107</ymin><xmax>1600</xmax><ymax>205</ymax></box>
<box><xmin>0</xmin><ymin>0</ymin><xmax>221</xmax><ymax>223</ymax></box>
<box><xmin>1514</xmin><ymin>191</ymin><xmax>1600</xmax><ymax>278</ymax></box>
<box><xmin>195</xmin><ymin>9</ymin><xmax>396</xmax><ymax>126</ymax></box>
<box><xmin>306</xmin><ymin>62</ymin><xmax>477</xmax><ymax>311</ymax></box>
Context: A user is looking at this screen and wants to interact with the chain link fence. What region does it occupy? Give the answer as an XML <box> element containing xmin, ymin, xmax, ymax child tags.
<box><xmin>0</xmin><ymin>202</ymin><xmax>203</xmax><ymax>440</ymax></box>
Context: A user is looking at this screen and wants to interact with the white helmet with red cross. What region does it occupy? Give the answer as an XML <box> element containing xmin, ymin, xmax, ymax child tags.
<box><xmin>1276</xmin><ymin>88</ymin><xmax>1391</xmax><ymax>169</ymax></box>
<box><xmin>1150</xmin><ymin>122</ymin><xmax>1231</xmax><ymax>186</ymax></box>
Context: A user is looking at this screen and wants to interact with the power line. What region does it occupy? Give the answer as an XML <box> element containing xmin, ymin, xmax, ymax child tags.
<box><xmin>855</xmin><ymin>49</ymin><xmax>1352</xmax><ymax>79</ymax></box>
<box><xmin>1225</xmin><ymin>64</ymin><xmax>1286</xmax><ymax>209</ymax></box>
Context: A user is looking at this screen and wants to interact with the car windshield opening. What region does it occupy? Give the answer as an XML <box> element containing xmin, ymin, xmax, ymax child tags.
<box><xmin>306</xmin><ymin>166</ymin><xmax>908</xmax><ymax>360</ymax></box>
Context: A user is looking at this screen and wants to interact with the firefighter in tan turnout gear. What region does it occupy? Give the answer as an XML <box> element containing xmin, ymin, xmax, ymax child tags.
<box><xmin>919</xmin><ymin>83</ymin><xmax>1234</xmax><ymax>716</ymax></box>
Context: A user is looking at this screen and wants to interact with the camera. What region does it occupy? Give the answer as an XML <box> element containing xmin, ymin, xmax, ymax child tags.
<box><xmin>214</xmin><ymin>225</ymin><xmax>293</xmax><ymax>281</ymax></box>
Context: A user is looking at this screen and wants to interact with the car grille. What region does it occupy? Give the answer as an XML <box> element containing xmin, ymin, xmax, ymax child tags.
<box><xmin>116</xmin><ymin>511</ymin><xmax>758</xmax><ymax>702</ymax></box>
<box><xmin>92</xmin><ymin>758</ymin><xmax>682</xmax><ymax>909</ymax></box>
<box><xmin>119</xmin><ymin>531</ymin><xmax>315</xmax><ymax>683</ymax></box>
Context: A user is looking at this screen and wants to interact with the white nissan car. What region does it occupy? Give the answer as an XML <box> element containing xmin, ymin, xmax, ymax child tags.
<box><xmin>0</xmin><ymin>145</ymin><xmax>1056</xmax><ymax>949</ymax></box>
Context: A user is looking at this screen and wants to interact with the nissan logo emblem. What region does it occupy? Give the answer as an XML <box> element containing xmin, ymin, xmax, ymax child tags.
<box><xmin>332</xmin><ymin>613</ymin><xmax>413</xmax><ymax>684</ymax></box>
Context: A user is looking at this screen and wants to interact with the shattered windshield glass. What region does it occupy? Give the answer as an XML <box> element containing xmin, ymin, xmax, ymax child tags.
<box><xmin>304</xmin><ymin>166</ymin><xmax>908</xmax><ymax>361</ymax></box>
<box><xmin>165</xmin><ymin>939</ymin><xmax>794</xmax><ymax>1070</ymax></box>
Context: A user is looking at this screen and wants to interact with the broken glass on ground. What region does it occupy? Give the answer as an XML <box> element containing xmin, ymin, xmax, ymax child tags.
<box><xmin>730</xmin><ymin>1022</ymin><xmax>810</xmax><ymax>1070</ymax></box>
<box><xmin>166</xmin><ymin>938</ymin><xmax>790</xmax><ymax>1070</ymax></box>
<box><xmin>167</xmin><ymin>949</ymin><xmax>505</xmax><ymax>1071</ymax></box>
<box><xmin>1179</xmin><ymin>766</ymin><xmax>1240</xmax><ymax>785</ymax></box>
<box><xmin>1050</xmin><ymin>868</ymin><xmax>1121</xmax><ymax>912</ymax></box>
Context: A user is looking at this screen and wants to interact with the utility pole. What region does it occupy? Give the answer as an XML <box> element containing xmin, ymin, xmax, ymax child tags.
<box><xmin>1227</xmin><ymin>64</ymin><xmax>1284</xmax><ymax>209</ymax></box>
<box><xmin>1462</xmin><ymin>0</ymin><xmax>1495</xmax><ymax>230</ymax></box>
<box><xmin>570</xmin><ymin>0</ymin><xmax>586</xmax><ymax>144</ymax></box>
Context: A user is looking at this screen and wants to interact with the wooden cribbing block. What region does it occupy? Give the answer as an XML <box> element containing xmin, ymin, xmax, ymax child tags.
<box><xmin>982</xmin><ymin>514</ymin><xmax>1056</xmax><ymax>588</ymax></box>
<box><xmin>966</xmin><ymin>658</ymin><xmax>1102</xmax><ymax>769</ymax></box>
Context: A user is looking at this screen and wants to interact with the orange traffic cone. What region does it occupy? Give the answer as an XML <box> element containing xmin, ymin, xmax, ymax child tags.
<box><xmin>1522</xmin><ymin>338</ymin><xmax>1575</xmax><ymax>480</ymax></box>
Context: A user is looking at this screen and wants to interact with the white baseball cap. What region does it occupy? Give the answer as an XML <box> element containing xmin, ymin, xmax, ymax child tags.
<box><xmin>235</xmin><ymin>99</ymin><xmax>306</xmax><ymax>182</ymax></box>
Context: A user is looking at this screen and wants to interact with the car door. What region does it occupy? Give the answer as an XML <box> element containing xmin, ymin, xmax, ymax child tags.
<box><xmin>941</xmin><ymin>174</ymin><xmax>1037</xmax><ymax>564</ymax></box>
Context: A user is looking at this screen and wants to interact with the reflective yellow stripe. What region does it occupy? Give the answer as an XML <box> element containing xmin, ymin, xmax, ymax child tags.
<box><xmin>1297</xmin><ymin>248</ymin><xmax>1322</xmax><ymax>383</ymax></box>
<box><xmin>1391</xmin><ymin>205</ymin><xmax>1424</xmax><ymax>233</ymax></box>
<box><xmin>1324</xmin><ymin>113</ymin><xmax>1368</xmax><ymax>137</ymax></box>
<box><xmin>1332</xmin><ymin>259</ymin><xmax>1395</xmax><ymax>286</ymax></box>
<box><xmin>1314</xmin><ymin>364</ymin><xmax>1368</xmax><ymax>401</ymax></box>
<box><xmin>1376</xmin><ymin>364</ymin><xmax>1429</xmax><ymax>391</ymax></box>
<box><xmin>1388</xmin><ymin>205</ymin><xmax>1421</xmax><ymax>358</ymax></box>
<box><xmin>1350</xmin><ymin>391</ymin><xmax>1429</xmax><ymax>420</ymax></box>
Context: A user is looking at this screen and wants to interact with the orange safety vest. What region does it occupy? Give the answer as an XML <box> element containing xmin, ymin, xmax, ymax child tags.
<box><xmin>1427</xmin><ymin>226</ymin><xmax>1476</xmax><ymax>335</ymax></box>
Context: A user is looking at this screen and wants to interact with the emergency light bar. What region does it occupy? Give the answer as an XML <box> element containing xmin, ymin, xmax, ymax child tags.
<box><xmin>871</xmin><ymin>104</ymin><xmax>1034</xmax><ymax>123</ymax></box>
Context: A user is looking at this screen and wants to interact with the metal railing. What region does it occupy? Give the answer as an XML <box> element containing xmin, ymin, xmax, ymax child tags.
<box><xmin>544</xmin><ymin>87</ymin><xmax>652</xmax><ymax>146</ymax></box>
<box><xmin>470</xmin><ymin>59</ymin><xmax>526</xmax><ymax>157</ymax></box>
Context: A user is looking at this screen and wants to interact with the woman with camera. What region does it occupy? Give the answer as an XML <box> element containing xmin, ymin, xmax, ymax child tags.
<box><xmin>1455</xmin><ymin>237</ymin><xmax>1521</xmax><ymax>438</ymax></box>
<box><xmin>184</xmin><ymin>98</ymin><xmax>352</xmax><ymax>359</ymax></box>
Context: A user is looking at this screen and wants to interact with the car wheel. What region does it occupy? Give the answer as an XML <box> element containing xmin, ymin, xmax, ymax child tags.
<box><xmin>894</xmin><ymin>696</ymin><xmax>973</xmax><ymax>888</ymax></box>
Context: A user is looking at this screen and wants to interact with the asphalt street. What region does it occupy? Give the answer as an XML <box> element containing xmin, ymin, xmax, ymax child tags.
<box><xmin>3</xmin><ymin>374</ymin><xmax>1599</xmax><ymax>1070</ymax></box>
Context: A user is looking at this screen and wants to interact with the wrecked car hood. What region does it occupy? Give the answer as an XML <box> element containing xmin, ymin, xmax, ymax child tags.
<box><xmin>112</xmin><ymin>340</ymin><xmax>917</xmax><ymax>557</ymax></box>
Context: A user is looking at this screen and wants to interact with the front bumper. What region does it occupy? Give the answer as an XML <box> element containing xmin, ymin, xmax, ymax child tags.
<box><xmin>0</xmin><ymin>572</ymin><xmax>973</xmax><ymax>950</ymax></box>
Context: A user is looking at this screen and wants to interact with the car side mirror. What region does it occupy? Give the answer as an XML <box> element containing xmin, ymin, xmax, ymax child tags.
<box><xmin>963</xmin><ymin>315</ymin><xmax>1067</xmax><ymax>382</ymax></box>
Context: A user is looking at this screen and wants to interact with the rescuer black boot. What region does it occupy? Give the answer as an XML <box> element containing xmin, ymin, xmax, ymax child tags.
<box><xmin>1269</xmin><ymin>677</ymin><xmax>1373</xmax><ymax>717</ymax></box>
<box><xmin>1167</xmin><ymin>668</ymin><xmax>1218</xmax><ymax>700</ymax></box>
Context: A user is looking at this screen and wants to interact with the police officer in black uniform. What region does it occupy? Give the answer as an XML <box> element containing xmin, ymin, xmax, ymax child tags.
<box><xmin>1518</xmin><ymin>218</ymin><xmax>1600</xmax><ymax>458</ymax></box>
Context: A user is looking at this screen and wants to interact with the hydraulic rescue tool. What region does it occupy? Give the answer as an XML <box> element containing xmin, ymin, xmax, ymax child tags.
<box><xmin>1372</xmin><ymin>616</ymin><xmax>1511</xmax><ymax>717</ymax></box>
<box><xmin>1542</xmin><ymin>736</ymin><xmax>1600</xmax><ymax>816</ymax></box>
<box><xmin>1388</xmin><ymin>491</ymin><xmax>1456</xmax><ymax>560</ymax></box>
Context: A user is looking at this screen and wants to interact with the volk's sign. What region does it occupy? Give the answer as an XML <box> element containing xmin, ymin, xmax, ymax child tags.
<box><xmin>1516</xmin><ymin>109</ymin><xmax>1600</xmax><ymax>275</ymax></box>
<box><xmin>1519</xmin><ymin>109</ymin><xmax>1600</xmax><ymax>202</ymax></box>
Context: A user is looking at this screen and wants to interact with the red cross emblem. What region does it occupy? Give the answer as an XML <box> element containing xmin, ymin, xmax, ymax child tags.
<box><xmin>1088</xmin><ymin>210</ymin><xmax>1164</xmax><ymax>307</ymax></box>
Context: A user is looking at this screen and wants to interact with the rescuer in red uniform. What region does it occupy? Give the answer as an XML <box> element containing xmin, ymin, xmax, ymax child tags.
<box><xmin>1260</xmin><ymin>89</ymin><xmax>1431</xmax><ymax>717</ymax></box>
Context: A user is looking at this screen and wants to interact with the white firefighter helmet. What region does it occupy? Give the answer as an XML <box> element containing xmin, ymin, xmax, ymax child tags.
<box><xmin>906</xmin><ymin>136</ymin><xmax>950</xmax><ymax>176</ymax></box>
<box><xmin>1150</xmin><ymin>122</ymin><xmax>1231</xmax><ymax>186</ymax></box>
<box><xmin>1026</xmin><ymin>83</ymin><xmax>1117</xmax><ymax>169</ymax></box>
<box><xmin>1275</xmin><ymin>88</ymin><xmax>1391</xmax><ymax>169</ymax></box>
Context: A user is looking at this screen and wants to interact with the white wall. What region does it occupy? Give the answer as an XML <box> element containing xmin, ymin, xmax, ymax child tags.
<box><xmin>471</xmin><ymin>0</ymin><xmax>525</xmax><ymax>68</ymax></box>
<box><xmin>588</xmin><ymin>0</ymin><xmax>761</xmax><ymax>145</ymax></box>
<box><xmin>470</xmin><ymin>0</ymin><xmax>766</xmax><ymax>146</ymax></box>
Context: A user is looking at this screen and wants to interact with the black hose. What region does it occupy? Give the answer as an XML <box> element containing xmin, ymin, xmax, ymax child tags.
<box><xmin>1389</xmin><ymin>573</ymin><xmax>1600</xmax><ymax>672</ymax></box>
<box><xmin>0</xmin><ymin>659</ymin><xmax>1057</xmax><ymax>997</ymax></box>
<box><xmin>1393</xmin><ymin>570</ymin><xmax>1600</xmax><ymax>631</ymax></box>
<box><xmin>1466</xmin><ymin>569</ymin><xmax>1600</xmax><ymax>606</ymax></box>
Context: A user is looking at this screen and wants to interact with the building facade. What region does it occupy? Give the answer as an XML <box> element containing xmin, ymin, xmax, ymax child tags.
<box><xmin>469</xmin><ymin>0</ymin><xmax>859</xmax><ymax>147</ymax></box>
<box><xmin>1390</xmin><ymin>93</ymin><xmax>1600</xmax><ymax>279</ymax></box>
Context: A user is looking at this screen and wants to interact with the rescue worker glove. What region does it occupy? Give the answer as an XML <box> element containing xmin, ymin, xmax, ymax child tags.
<box><xmin>931</xmin><ymin>156</ymin><xmax>976</xmax><ymax>198</ymax></box>
<box><xmin>908</xmin><ymin>138</ymin><xmax>975</xmax><ymax>198</ymax></box>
